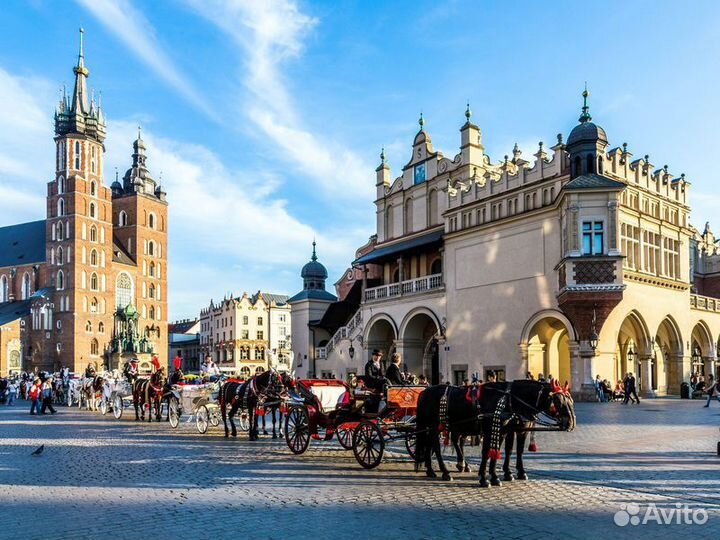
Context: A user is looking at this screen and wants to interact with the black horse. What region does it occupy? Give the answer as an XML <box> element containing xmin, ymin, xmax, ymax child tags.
<box><xmin>260</xmin><ymin>401</ymin><xmax>284</xmax><ymax>439</ymax></box>
<box><xmin>219</xmin><ymin>370</ymin><xmax>292</xmax><ymax>440</ymax></box>
<box><xmin>414</xmin><ymin>379</ymin><xmax>576</xmax><ymax>486</ymax></box>
<box><xmin>132</xmin><ymin>369</ymin><xmax>166</xmax><ymax>422</ymax></box>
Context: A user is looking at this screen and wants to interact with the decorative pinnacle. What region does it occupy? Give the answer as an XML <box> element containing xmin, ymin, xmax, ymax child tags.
<box><xmin>137</xmin><ymin>125</ymin><xmax>142</xmax><ymax>140</ymax></box>
<box><xmin>557</xmin><ymin>133</ymin><xmax>563</xmax><ymax>145</ymax></box>
<box><xmin>79</xmin><ymin>27</ymin><xmax>84</xmax><ymax>59</ymax></box>
<box><xmin>622</xmin><ymin>142</ymin><xmax>628</xmax><ymax>153</ymax></box>
<box><xmin>512</xmin><ymin>142</ymin><xmax>521</xmax><ymax>161</ymax></box>
<box><xmin>579</xmin><ymin>83</ymin><xmax>592</xmax><ymax>123</ymax></box>
<box><xmin>311</xmin><ymin>240</ymin><xmax>317</xmax><ymax>262</ymax></box>
<box><xmin>419</xmin><ymin>112</ymin><xmax>425</xmax><ymax>131</ymax></box>
<box><xmin>465</xmin><ymin>101</ymin><xmax>472</xmax><ymax>121</ymax></box>
<box><xmin>380</xmin><ymin>146</ymin><xmax>386</xmax><ymax>165</ymax></box>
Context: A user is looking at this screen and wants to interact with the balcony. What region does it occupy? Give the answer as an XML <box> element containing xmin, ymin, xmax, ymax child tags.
<box><xmin>557</xmin><ymin>256</ymin><xmax>625</xmax><ymax>293</ymax></box>
<box><xmin>690</xmin><ymin>294</ymin><xmax>720</xmax><ymax>313</ymax></box>
<box><xmin>364</xmin><ymin>273</ymin><xmax>444</xmax><ymax>303</ymax></box>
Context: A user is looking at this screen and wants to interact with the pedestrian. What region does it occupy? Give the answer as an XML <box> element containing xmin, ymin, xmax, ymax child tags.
<box><xmin>623</xmin><ymin>372</ymin><xmax>640</xmax><ymax>404</ymax></box>
<box><xmin>418</xmin><ymin>374</ymin><xmax>428</xmax><ymax>386</ymax></box>
<box><xmin>7</xmin><ymin>380</ymin><xmax>17</xmax><ymax>406</ymax></box>
<box><xmin>703</xmin><ymin>374</ymin><xmax>720</xmax><ymax>407</ymax></box>
<box><xmin>29</xmin><ymin>378</ymin><xmax>41</xmax><ymax>415</ymax></box>
<box><xmin>40</xmin><ymin>377</ymin><xmax>57</xmax><ymax>415</ymax></box>
<box><xmin>526</xmin><ymin>371</ymin><xmax>534</xmax><ymax>380</ymax></box>
<box><xmin>173</xmin><ymin>351</ymin><xmax>183</xmax><ymax>372</ymax></box>
<box><xmin>486</xmin><ymin>370</ymin><xmax>497</xmax><ymax>383</ymax></box>
<box><xmin>595</xmin><ymin>375</ymin><xmax>606</xmax><ymax>402</ymax></box>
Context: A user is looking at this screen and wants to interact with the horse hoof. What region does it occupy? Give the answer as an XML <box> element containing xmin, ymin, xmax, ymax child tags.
<box><xmin>455</xmin><ymin>464</ymin><xmax>464</xmax><ymax>472</ymax></box>
<box><xmin>426</xmin><ymin>470</ymin><xmax>437</xmax><ymax>479</ymax></box>
<box><xmin>490</xmin><ymin>478</ymin><xmax>502</xmax><ymax>487</ymax></box>
<box><xmin>479</xmin><ymin>479</ymin><xmax>489</xmax><ymax>488</ymax></box>
<box><xmin>263</xmin><ymin>430</ymin><xmax>269</xmax><ymax>435</ymax></box>
<box><xmin>503</xmin><ymin>472</ymin><xmax>514</xmax><ymax>482</ymax></box>
<box><xmin>224</xmin><ymin>433</ymin><xmax>229</xmax><ymax>438</ymax></box>
<box><xmin>272</xmin><ymin>434</ymin><xmax>278</xmax><ymax>439</ymax></box>
<box><xmin>464</xmin><ymin>465</ymin><xmax>472</xmax><ymax>473</ymax></box>
<box><xmin>442</xmin><ymin>473</ymin><xmax>453</xmax><ymax>482</ymax></box>
<box><xmin>517</xmin><ymin>471</ymin><xmax>529</xmax><ymax>481</ymax></box>
<box><xmin>231</xmin><ymin>432</ymin><xmax>237</xmax><ymax>438</ymax></box>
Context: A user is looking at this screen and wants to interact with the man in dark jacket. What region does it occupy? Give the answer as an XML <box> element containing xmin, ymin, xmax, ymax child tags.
<box><xmin>364</xmin><ymin>349</ymin><xmax>385</xmax><ymax>391</ymax></box>
<box><xmin>623</xmin><ymin>372</ymin><xmax>640</xmax><ymax>404</ymax></box>
<box><xmin>385</xmin><ymin>353</ymin><xmax>406</xmax><ymax>386</ymax></box>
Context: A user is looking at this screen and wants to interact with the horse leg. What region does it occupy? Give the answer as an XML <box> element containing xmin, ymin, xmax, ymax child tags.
<box><xmin>262</xmin><ymin>410</ymin><xmax>268</xmax><ymax>435</ymax></box>
<box><xmin>433</xmin><ymin>433</ymin><xmax>453</xmax><ymax>481</ymax></box>
<box><xmin>228</xmin><ymin>402</ymin><xmax>238</xmax><ymax>438</ymax></box>
<box><xmin>460</xmin><ymin>437</ymin><xmax>471</xmax><ymax>472</ymax></box>
<box><xmin>478</xmin><ymin>430</ymin><xmax>490</xmax><ymax>488</ymax></box>
<box><xmin>272</xmin><ymin>408</ymin><xmax>278</xmax><ymax>439</ymax></box>
<box><xmin>424</xmin><ymin>430</ymin><xmax>437</xmax><ymax>479</ymax></box>
<box><xmin>452</xmin><ymin>433</ymin><xmax>464</xmax><ymax>472</ymax></box>
<box><xmin>133</xmin><ymin>395</ymin><xmax>140</xmax><ymax>421</ymax></box>
<box><xmin>221</xmin><ymin>398</ymin><xmax>229</xmax><ymax>438</ymax></box>
<box><xmin>502</xmin><ymin>431</ymin><xmax>515</xmax><ymax>481</ymax></box>
<box><xmin>516</xmin><ymin>430</ymin><xmax>529</xmax><ymax>480</ymax></box>
<box><xmin>249</xmin><ymin>409</ymin><xmax>258</xmax><ymax>441</ymax></box>
<box><xmin>489</xmin><ymin>445</ymin><xmax>502</xmax><ymax>487</ymax></box>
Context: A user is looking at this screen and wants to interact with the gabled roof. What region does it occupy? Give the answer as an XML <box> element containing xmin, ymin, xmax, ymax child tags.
<box><xmin>251</xmin><ymin>292</ymin><xmax>289</xmax><ymax>306</ymax></box>
<box><xmin>0</xmin><ymin>288</ymin><xmax>52</xmax><ymax>326</ymax></box>
<box><xmin>0</xmin><ymin>220</ymin><xmax>46</xmax><ymax>268</ymax></box>
<box><xmin>563</xmin><ymin>174</ymin><xmax>625</xmax><ymax>191</ymax></box>
<box><xmin>112</xmin><ymin>235</ymin><xmax>136</xmax><ymax>265</ymax></box>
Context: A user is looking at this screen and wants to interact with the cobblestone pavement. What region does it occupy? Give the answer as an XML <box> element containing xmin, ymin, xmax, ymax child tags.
<box><xmin>1</xmin><ymin>398</ymin><xmax>719</xmax><ymax>540</ymax></box>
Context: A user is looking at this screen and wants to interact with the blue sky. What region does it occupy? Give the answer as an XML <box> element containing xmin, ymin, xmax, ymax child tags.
<box><xmin>1</xmin><ymin>0</ymin><xmax>719</xmax><ymax>320</ymax></box>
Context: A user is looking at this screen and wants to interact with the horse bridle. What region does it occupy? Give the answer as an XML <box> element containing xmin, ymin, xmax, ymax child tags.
<box><xmin>484</xmin><ymin>384</ymin><xmax>571</xmax><ymax>432</ymax></box>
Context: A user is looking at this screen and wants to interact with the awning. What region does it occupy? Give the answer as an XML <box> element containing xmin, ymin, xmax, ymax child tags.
<box><xmin>353</xmin><ymin>228</ymin><xmax>444</xmax><ymax>265</ymax></box>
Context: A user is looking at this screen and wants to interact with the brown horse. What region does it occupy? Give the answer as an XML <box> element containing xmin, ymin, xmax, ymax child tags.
<box><xmin>132</xmin><ymin>369</ymin><xmax>166</xmax><ymax>422</ymax></box>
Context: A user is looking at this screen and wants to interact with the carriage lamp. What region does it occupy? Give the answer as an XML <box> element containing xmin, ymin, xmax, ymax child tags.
<box><xmin>348</xmin><ymin>345</ymin><xmax>355</xmax><ymax>360</ymax></box>
<box><xmin>589</xmin><ymin>330</ymin><xmax>599</xmax><ymax>351</ymax></box>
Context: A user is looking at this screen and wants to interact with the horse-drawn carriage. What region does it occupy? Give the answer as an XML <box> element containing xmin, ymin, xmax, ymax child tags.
<box><xmin>167</xmin><ymin>379</ymin><xmax>250</xmax><ymax>434</ymax></box>
<box><xmin>106</xmin><ymin>378</ymin><xmax>134</xmax><ymax>419</ymax></box>
<box><xmin>283</xmin><ymin>378</ymin><xmax>425</xmax><ymax>469</ymax></box>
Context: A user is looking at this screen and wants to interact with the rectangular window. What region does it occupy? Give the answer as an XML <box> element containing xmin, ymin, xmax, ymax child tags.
<box><xmin>582</xmin><ymin>221</ymin><xmax>604</xmax><ymax>255</ymax></box>
<box><xmin>257</xmin><ymin>331</ymin><xmax>264</xmax><ymax>340</ymax></box>
<box><xmin>243</xmin><ymin>316</ymin><xmax>248</xmax><ymax>325</ymax></box>
<box><xmin>241</xmin><ymin>330</ymin><xmax>249</xmax><ymax>340</ymax></box>
<box><xmin>257</xmin><ymin>317</ymin><xmax>263</xmax><ymax>325</ymax></box>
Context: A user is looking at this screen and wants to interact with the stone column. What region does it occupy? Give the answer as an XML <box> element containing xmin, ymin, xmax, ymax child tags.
<box><xmin>703</xmin><ymin>356</ymin><xmax>717</xmax><ymax>380</ymax></box>
<box><xmin>666</xmin><ymin>353</ymin><xmax>685</xmax><ymax>395</ymax></box>
<box><xmin>640</xmin><ymin>355</ymin><xmax>655</xmax><ymax>398</ymax></box>
<box><xmin>397</xmin><ymin>256</ymin><xmax>405</xmax><ymax>283</ymax></box>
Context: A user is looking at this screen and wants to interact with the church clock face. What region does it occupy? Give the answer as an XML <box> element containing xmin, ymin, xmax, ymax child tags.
<box><xmin>414</xmin><ymin>163</ymin><xmax>426</xmax><ymax>185</ymax></box>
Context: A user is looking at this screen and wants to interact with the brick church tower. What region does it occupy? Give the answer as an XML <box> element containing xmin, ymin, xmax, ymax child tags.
<box><xmin>48</xmin><ymin>28</ymin><xmax>115</xmax><ymax>371</ymax></box>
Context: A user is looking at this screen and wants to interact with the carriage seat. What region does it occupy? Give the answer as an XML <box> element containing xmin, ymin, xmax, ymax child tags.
<box><xmin>309</xmin><ymin>383</ymin><xmax>348</xmax><ymax>414</ymax></box>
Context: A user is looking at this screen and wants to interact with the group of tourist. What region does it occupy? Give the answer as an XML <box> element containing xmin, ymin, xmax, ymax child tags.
<box><xmin>0</xmin><ymin>370</ymin><xmax>64</xmax><ymax>414</ymax></box>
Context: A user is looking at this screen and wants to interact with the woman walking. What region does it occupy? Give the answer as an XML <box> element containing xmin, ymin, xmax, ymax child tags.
<box><xmin>29</xmin><ymin>378</ymin><xmax>41</xmax><ymax>415</ymax></box>
<box><xmin>40</xmin><ymin>377</ymin><xmax>57</xmax><ymax>415</ymax></box>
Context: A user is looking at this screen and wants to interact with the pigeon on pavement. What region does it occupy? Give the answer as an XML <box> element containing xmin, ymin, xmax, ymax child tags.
<box><xmin>31</xmin><ymin>444</ymin><xmax>44</xmax><ymax>456</ymax></box>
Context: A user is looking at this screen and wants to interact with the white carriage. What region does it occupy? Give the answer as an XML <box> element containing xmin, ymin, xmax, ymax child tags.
<box><xmin>104</xmin><ymin>378</ymin><xmax>134</xmax><ymax>419</ymax></box>
<box><xmin>167</xmin><ymin>382</ymin><xmax>230</xmax><ymax>434</ymax></box>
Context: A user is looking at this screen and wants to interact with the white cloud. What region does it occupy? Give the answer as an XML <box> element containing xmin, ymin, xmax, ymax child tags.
<box><xmin>104</xmin><ymin>120</ymin><xmax>359</xmax><ymax>317</ymax></box>
<box><xmin>184</xmin><ymin>0</ymin><xmax>374</xmax><ymax>200</ymax></box>
<box><xmin>75</xmin><ymin>0</ymin><xmax>218</xmax><ymax>121</ymax></box>
<box><xmin>0</xmin><ymin>68</ymin><xmax>54</xmax><ymax>224</ymax></box>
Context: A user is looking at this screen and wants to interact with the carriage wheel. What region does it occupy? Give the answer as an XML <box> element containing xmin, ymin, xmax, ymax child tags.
<box><xmin>404</xmin><ymin>431</ymin><xmax>417</xmax><ymax>460</ymax></box>
<box><xmin>285</xmin><ymin>406</ymin><xmax>311</xmax><ymax>455</ymax></box>
<box><xmin>238</xmin><ymin>413</ymin><xmax>250</xmax><ymax>432</ymax></box>
<box><xmin>196</xmin><ymin>405</ymin><xmax>210</xmax><ymax>434</ymax></box>
<box><xmin>353</xmin><ymin>421</ymin><xmax>384</xmax><ymax>469</ymax></box>
<box><xmin>336</xmin><ymin>425</ymin><xmax>354</xmax><ymax>450</ymax></box>
<box><xmin>113</xmin><ymin>395</ymin><xmax>123</xmax><ymax>419</ymax></box>
<box><xmin>99</xmin><ymin>398</ymin><xmax>108</xmax><ymax>416</ymax></box>
<box><xmin>209</xmin><ymin>408</ymin><xmax>221</xmax><ymax>427</ymax></box>
<box><xmin>168</xmin><ymin>397</ymin><xmax>181</xmax><ymax>428</ymax></box>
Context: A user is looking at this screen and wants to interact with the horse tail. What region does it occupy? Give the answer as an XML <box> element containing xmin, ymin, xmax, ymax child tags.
<box><xmin>414</xmin><ymin>389</ymin><xmax>431</xmax><ymax>470</ymax></box>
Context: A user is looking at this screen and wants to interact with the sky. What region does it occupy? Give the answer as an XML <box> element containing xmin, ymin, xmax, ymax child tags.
<box><xmin>1</xmin><ymin>0</ymin><xmax>719</xmax><ymax>320</ymax></box>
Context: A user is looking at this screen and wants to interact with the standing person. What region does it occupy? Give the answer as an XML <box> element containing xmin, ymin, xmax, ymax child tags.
<box><xmin>40</xmin><ymin>377</ymin><xmax>57</xmax><ymax>415</ymax></box>
<box><xmin>703</xmin><ymin>374</ymin><xmax>720</xmax><ymax>407</ymax></box>
<box><xmin>364</xmin><ymin>349</ymin><xmax>385</xmax><ymax>391</ymax></box>
<box><xmin>486</xmin><ymin>370</ymin><xmax>497</xmax><ymax>383</ymax></box>
<box><xmin>624</xmin><ymin>372</ymin><xmax>640</xmax><ymax>404</ymax></box>
<box><xmin>385</xmin><ymin>353</ymin><xmax>406</xmax><ymax>386</ymax></box>
<box><xmin>173</xmin><ymin>351</ymin><xmax>183</xmax><ymax>372</ymax></box>
<box><xmin>595</xmin><ymin>375</ymin><xmax>606</xmax><ymax>402</ymax></box>
<box><xmin>29</xmin><ymin>378</ymin><xmax>41</xmax><ymax>415</ymax></box>
<box><xmin>7</xmin><ymin>380</ymin><xmax>17</xmax><ymax>406</ymax></box>
<box><xmin>151</xmin><ymin>354</ymin><xmax>161</xmax><ymax>373</ymax></box>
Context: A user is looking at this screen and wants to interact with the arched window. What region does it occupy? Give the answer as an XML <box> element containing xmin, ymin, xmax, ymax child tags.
<box><xmin>149</xmin><ymin>306</ymin><xmax>155</xmax><ymax>320</ymax></box>
<box><xmin>385</xmin><ymin>205</ymin><xmax>394</xmax><ymax>239</ymax></box>
<box><xmin>90</xmin><ymin>181</ymin><xmax>96</xmax><ymax>196</ymax></box>
<box><xmin>74</xmin><ymin>141</ymin><xmax>81</xmax><ymax>170</ymax></box>
<box><xmin>85</xmin><ymin>321</ymin><xmax>92</xmax><ymax>333</ymax></box>
<box><xmin>119</xmin><ymin>211</ymin><xmax>128</xmax><ymax>227</ymax></box>
<box><xmin>597</xmin><ymin>156</ymin><xmax>604</xmax><ymax>174</ymax></box>
<box><xmin>90</xmin><ymin>225</ymin><xmax>97</xmax><ymax>242</ymax></box>
<box><xmin>21</xmin><ymin>273</ymin><xmax>31</xmax><ymax>299</ymax></box>
<box><xmin>586</xmin><ymin>154</ymin><xmax>595</xmax><ymax>174</ymax></box>
<box><xmin>98</xmin><ymin>322</ymin><xmax>105</xmax><ymax>333</ymax></box>
<box><xmin>404</xmin><ymin>199</ymin><xmax>413</xmax><ymax>234</ymax></box>
<box><xmin>149</xmin><ymin>284</ymin><xmax>155</xmax><ymax>299</ymax></box>
<box><xmin>255</xmin><ymin>365</ymin><xmax>264</xmax><ymax>374</ymax></box>
<box><xmin>148</xmin><ymin>241</ymin><xmax>155</xmax><ymax>256</ymax></box>
<box><xmin>430</xmin><ymin>258</ymin><xmax>442</xmax><ymax>275</ymax></box>
<box><xmin>90</xmin><ymin>272</ymin><xmax>98</xmax><ymax>291</ymax></box>
<box><xmin>56</xmin><ymin>270</ymin><xmax>64</xmax><ymax>290</ymax></box>
<box><xmin>90</xmin><ymin>297</ymin><xmax>98</xmax><ymax>313</ymax></box>
<box><xmin>573</xmin><ymin>156</ymin><xmax>581</xmax><ymax>178</ymax></box>
<box><xmin>149</xmin><ymin>262</ymin><xmax>155</xmax><ymax>277</ymax></box>
<box><xmin>428</xmin><ymin>189</ymin><xmax>439</xmax><ymax>226</ymax></box>
<box><xmin>58</xmin><ymin>176</ymin><xmax>65</xmax><ymax>194</ymax></box>
<box><xmin>240</xmin><ymin>366</ymin><xmax>251</xmax><ymax>378</ymax></box>
<box><xmin>148</xmin><ymin>213</ymin><xmax>155</xmax><ymax>229</ymax></box>
<box><xmin>90</xmin><ymin>249</ymin><xmax>98</xmax><ymax>266</ymax></box>
<box><xmin>90</xmin><ymin>338</ymin><xmax>99</xmax><ymax>356</ymax></box>
<box><xmin>89</xmin><ymin>202</ymin><xmax>96</xmax><ymax>218</ymax></box>
<box><xmin>58</xmin><ymin>198</ymin><xmax>65</xmax><ymax>217</ymax></box>
<box><xmin>57</xmin><ymin>222</ymin><xmax>64</xmax><ymax>241</ymax></box>
<box><xmin>0</xmin><ymin>275</ymin><xmax>7</xmax><ymax>302</ymax></box>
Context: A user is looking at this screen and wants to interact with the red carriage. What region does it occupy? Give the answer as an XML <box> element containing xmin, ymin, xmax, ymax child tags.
<box><xmin>284</xmin><ymin>378</ymin><xmax>425</xmax><ymax>469</ymax></box>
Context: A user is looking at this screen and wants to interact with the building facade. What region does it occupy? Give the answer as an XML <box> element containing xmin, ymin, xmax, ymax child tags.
<box><xmin>0</xmin><ymin>31</ymin><xmax>168</xmax><ymax>376</ymax></box>
<box><xmin>291</xmin><ymin>94</ymin><xmax>720</xmax><ymax>399</ymax></box>
<box><xmin>168</xmin><ymin>319</ymin><xmax>201</xmax><ymax>372</ymax></box>
<box><xmin>199</xmin><ymin>291</ymin><xmax>292</xmax><ymax>375</ymax></box>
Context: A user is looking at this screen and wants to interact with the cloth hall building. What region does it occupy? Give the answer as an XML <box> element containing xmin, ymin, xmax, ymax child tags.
<box><xmin>0</xmin><ymin>31</ymin><xmax>168</xmax><ymax>376</ymax></box>
<box><xmin>290</xmin><ymin>92</ymin><xmax>720</xmax><ymax>399</ymax></box>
